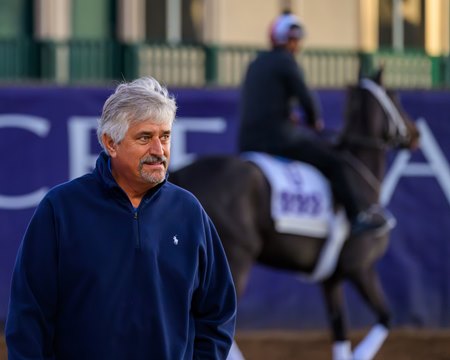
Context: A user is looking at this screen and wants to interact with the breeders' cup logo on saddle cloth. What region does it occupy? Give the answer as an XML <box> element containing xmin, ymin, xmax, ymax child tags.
<box><xmin>242</xmin><ymin>152</ymin><xmax>333</xmax><ymax>238</ymax></box>
<box><xmin>280</xmin><ymin>164</ymin><xmax>322</xmax><ymax>216</ymax></box>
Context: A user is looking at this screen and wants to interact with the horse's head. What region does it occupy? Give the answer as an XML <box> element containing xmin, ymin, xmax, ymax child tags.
<box><xmin>341</xmin><ymin>68</ymin><xmax>420</xmax><ymax>151</ymax></box>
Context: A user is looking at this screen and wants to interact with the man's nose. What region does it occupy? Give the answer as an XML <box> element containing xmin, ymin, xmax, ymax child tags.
<box><xmin>148</xmin><ymin>137</ymin><xmax>164</xmax><ymax>155</ymax></box>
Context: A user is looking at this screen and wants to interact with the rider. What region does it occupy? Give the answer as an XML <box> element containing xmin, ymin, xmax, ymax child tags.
<box><xmin>238</xmin><ymin>11</ymin><xmax>388</xmax><ymax>237</ymax></box>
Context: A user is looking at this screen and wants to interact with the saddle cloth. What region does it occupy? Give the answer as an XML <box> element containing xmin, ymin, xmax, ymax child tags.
<box><xmin>243</xmin><ymin>151</ymin><xmax>333</xmax><ymax>237</ymax></box>
<box><xmin>242</xmin><ymin>152</ymin><xmax>349</xmax><ymax>281</ymax></box>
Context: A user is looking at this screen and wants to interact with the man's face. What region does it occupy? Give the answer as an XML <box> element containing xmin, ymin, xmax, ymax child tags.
<box><xmin>106</xmin><ymin>119</ymin><xmax>172</xmax><ymax>190</ymax></box>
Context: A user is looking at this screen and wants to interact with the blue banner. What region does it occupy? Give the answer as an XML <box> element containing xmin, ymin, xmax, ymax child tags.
<box><xmin>0</xmin><ymin>87</ymin><xmax>449</xmax><ymax>329</ymax></box>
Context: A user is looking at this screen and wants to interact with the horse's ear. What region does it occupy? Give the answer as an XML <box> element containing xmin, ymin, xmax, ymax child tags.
<box><xmin>373</xmin><ymin>65</ymin><xmax>385</xmax><ymax>85</ymax></box>
<box><xmin>358</xmin><ymin>63</ymin><xmax>364</xmax><ymax>81</ymax></box>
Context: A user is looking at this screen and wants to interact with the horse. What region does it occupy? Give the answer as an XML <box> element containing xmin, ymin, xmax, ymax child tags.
<box><xmin>170</xmin><ymin>69</ymin><xmax>420</xmax><ymax>360</ymax></box>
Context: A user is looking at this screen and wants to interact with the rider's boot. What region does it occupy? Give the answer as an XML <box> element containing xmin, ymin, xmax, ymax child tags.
<box><xmin>350</xmin><ymin>206</ymin><xmax>390</xmax><ymax>237</ymax></box>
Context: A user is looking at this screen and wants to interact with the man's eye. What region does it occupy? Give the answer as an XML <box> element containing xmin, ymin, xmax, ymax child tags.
<box><xmin>139</xmin><ymin>136</ymin><xmax>150</xmax><ymax>141</ymax></box>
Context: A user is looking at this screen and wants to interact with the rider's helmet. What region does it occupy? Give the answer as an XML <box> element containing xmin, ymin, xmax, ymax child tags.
<box><xmin>269</xmin><ymin>11</ymin><xmax>305</xmax><ymax>46</ymax></box>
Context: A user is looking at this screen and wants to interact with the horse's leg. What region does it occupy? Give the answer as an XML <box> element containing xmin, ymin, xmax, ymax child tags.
<box><xmin>224</xmin><ymin>228</ymin><xmax>264</xmax><ymax>360</ymax></box>
<box><xmin>227</xmin><ymin>340</ymin><xmax>246</xmax><ymax>360</ymax></box>
<box><xmin>224</xmin><ymin>242</ymin><xmax>256</xmax><ymax>360</ymax></box>
<box><xmin>226</xmin><ymin>243</ymin><xmax>256</xmax><ymax>299</ymax></box>
<box><xmin>349</xmin><ymin>267</ymin><xmax>390</xmax><ymax>360</ymax></box>
<box><xmin>225</xmin><ymin>246</ymin><xmax>258</xmax><ymax>360</ymax></box>
<box><xmin>322</xmin><ymin>278</ymin><xmax>353</xmax><ymax>360</ymax></box>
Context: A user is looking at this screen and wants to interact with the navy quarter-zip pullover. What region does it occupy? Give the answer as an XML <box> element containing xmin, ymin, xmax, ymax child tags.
<box><xmin>6</xmin><ymin>152</ymin><xmax>236</xmax><ymax>359</ymax></box>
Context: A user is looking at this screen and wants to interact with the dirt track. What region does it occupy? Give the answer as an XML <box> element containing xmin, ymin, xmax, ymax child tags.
<box><xmin>1</xmin><ymin>329</ymin><xmax>450</xmax><ymax>359</ymax></box>
<box><xmin>235</xmin><ymin>329</ymin><xmax>450</xmax><ymax>359</ymax></box>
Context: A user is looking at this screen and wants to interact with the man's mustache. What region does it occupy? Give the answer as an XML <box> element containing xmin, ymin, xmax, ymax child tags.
<box><xmin>140</xmin><ymin>155</ymin><xmax>167</xmax><ymax>167</ymax></box>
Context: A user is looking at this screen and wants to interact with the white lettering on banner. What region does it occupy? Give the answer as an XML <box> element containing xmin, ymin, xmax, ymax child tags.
<box><xmin>68</xmin><ymin>117</ymin><xmax>100</xmax><ymax>180</ymax></box>
<box><xmin>6</xmin><ymin>115</ymin><xmax>447</xmax><ymax>210</ymax></box>
<box><xmin>0</xmin><ymin>115</ymin><xmax>50</xmax><ymax>209</ymax></box>
<box><xmin>170</xmin><ymin>118</ymin><xmax>227</xmax><ymax>170</ymax></box>
<box><xmin>381</xmin><ymin>118</ymin><xmax>450</xmax><ymax>206</ymax></box>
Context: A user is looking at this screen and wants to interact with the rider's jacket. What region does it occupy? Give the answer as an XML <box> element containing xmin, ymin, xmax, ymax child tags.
<box><xmin>238</xmin><ymin>46</ymin><xmax>321</xmax><ymax>153</ymax></box>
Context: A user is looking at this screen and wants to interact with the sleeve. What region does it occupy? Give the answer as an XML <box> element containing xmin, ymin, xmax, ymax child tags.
<box><xmin>284</xmin><ymin>57</ymin><xmax>321</xmax><ymax>126</ymax></box>
<box><xmin>192</xmin><ymin>211</ymin><xmax>237</xmax><ymax>359</ymax></box>
<box><xmin>5</xmin><ymin>197</ymin><xmax>58</xmax><ymax>360</ymax></box>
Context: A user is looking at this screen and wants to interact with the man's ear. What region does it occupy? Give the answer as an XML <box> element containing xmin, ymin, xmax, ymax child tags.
<box><xmin>102</xmin><ymin>134</ymin><xmax>117</xmax><ymax>157</ymax></box>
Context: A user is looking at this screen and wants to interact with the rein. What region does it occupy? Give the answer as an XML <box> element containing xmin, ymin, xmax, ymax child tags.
<box><xmin>339</xmin><ymin>134</ymin><xmax>388</xmax><ymax>150</ymax></box>
<box><xmin>341</xmin><ymin>150</ymin><xmax>381</xmax><ymax>194</ymax></box>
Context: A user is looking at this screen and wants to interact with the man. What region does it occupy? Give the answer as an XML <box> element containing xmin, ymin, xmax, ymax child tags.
<box><xmin>238</xmin><ymin>11</ymin><xmax>388</xmax><ymax>236</ymax></box>
<box><xmin>6</xmin><ymin>77</ymin><xmax>237</xmax><ymax>359</ymax></box>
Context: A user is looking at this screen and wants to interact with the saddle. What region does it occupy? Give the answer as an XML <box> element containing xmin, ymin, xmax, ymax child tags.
<box><xmin>242</xmin><ymin>151</ymin><xmax>349</xmax><ymax>281</ymax></box>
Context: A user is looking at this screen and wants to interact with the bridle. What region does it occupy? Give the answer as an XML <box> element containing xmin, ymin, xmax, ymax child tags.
<box><xmin>338</xmin><ymin>78</ymin><xmax>413</xmax><ymax>193</ymax></box>
<box><xmin>340</xmin><ymin>78</ymin><xmax>411</xmax><ymax>150</ymax></box>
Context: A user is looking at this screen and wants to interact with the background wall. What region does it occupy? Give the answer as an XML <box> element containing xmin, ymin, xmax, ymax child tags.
<box><xmin>203</xmin><ymin>0</ymin><xmax>361</xmax><ymax>48</ymax></box>
<box><xmin>1</xmin><ymin>86</ymin><xmax>449</xmax><ymax>329</ymax></box>
<box><xmin>300</xmin><ymin>0</ymin><xmax>359</xmax><ymax>49</ymax></box>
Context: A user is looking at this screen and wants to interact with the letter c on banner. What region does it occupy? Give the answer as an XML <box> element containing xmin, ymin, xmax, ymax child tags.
<box><xmin>0</xmin><ymin>115</ymin><xmax>50</xmax><ymax>210</ymax></box>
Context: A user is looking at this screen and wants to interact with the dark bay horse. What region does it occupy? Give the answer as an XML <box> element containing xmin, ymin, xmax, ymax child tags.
<box><xmin>170</xmin><ymin>71</ymin><xmax>420</xmax><ymax>360</ymax></box>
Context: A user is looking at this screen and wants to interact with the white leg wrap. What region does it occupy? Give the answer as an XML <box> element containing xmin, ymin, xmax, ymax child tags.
<box><xmin>353</xmin><ymin>324</ymin><xmax>389</xmax><ymax>360</ymax></box>
<box><xmin>332</xmin><ymin>340</ymin><xmax>352</xmax><ymax>360</ymax></box>
<box><xmin>226</xmin><ymin>340</ymin><xmax>246</xmax><ymax>360</ymax></box>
